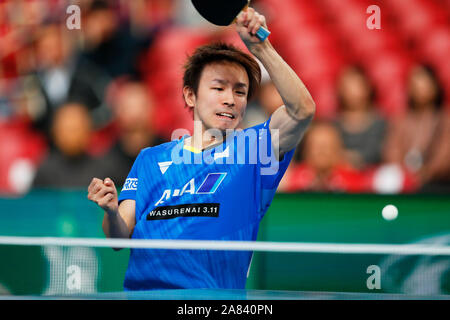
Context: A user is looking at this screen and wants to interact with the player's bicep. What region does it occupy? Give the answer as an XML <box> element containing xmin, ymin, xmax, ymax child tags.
<box><xmin>269</xmin><ymin>105</ymin><xmax>313</xmax><ymax>159</ymax></box>
<box><xmin>118</xmin><ymin>199</ymin><xmax>136</xmax><ymax>237</ymax></box>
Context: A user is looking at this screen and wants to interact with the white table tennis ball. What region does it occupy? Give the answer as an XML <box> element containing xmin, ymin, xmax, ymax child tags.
<box><xmin>382</xmin><ymin>204</ymin><xmax>398</xmax><ymax>221</ymax></box>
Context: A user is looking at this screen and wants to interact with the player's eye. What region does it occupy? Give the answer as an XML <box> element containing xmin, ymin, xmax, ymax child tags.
<box><xmin>236</xmin><ymin>91</ymin><xmax>246</xmax><ymax>96</ymax></box>
<box><xmin>213</xmin><ymin>87</ymin><xmax>224</xmax><ymax>91</ymax></box>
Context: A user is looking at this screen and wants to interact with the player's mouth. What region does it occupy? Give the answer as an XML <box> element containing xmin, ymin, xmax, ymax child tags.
<box><xmin>215</xmin><ymin>112</ymin><xmax>235</xmax><ymax>121</ymax></box>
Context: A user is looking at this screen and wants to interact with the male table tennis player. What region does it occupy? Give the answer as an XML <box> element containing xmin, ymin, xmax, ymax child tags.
<box><xmin>88</xmin><ymin>8</ymin><xmax>315</xmax><ymax>290</ymax></box>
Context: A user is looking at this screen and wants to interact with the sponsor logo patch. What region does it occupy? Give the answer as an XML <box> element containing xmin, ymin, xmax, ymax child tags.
<box><xmin>122</xmin><ymin>178</ymin><xmax>138</xmax><ymax>191</ymax></box>
<box><xmin>158</xmin><ymin>161</ymin><xmax>173</xmax><ymax>174</ymax></box>
<box><xmin>154</xmin><ymin>173</ymin><xmax>227</xmax><ymax>206</ymax></box>
<box><xmin>146</xmin><ymin>203</ymin><xmax>220</xmax><ymax>220</ymax></box>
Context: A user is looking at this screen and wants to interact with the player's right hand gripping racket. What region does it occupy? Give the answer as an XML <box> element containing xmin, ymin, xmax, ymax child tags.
<box><xmin>191</xmin><ymin>0</ymin><xmax>271</xmax><ymax>42</ymax></box>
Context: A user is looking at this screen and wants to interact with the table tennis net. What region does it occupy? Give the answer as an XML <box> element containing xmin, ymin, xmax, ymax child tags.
<box><xmin>0</xmin><ymin>237</ymin><xmax>449</xmax><ymax>298</ymax></box>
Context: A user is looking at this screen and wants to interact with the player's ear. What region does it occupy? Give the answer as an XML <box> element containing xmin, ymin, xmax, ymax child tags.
<box><xmin>183</xmin><ymin>86</ymin><xmax>196</xmax><ymax>108</ymax></box>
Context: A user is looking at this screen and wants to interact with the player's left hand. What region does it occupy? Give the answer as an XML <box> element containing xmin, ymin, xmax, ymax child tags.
<box><xmin>235</xmin><ymin>7</ymin><xmax>269</xmax><ymax>47</ymax></box>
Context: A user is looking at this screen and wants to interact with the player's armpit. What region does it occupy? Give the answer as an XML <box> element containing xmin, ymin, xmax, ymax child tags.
<box><xmin>269</xmin><ymin>105</ymin><xmax>314</xmax><ymax>160</ymax></box>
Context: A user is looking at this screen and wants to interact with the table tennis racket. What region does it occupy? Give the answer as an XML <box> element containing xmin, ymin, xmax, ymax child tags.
<box><xmin>191</xmin><ymin>0</ymin><xmax>271</xmax><ymax>42</ymax></box>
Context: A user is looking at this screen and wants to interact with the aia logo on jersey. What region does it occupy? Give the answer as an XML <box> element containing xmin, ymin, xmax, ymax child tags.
<box><xmin>154</xmin><ymin>173</ymin><xmax>227</xmax><ymax>206</ymax></box>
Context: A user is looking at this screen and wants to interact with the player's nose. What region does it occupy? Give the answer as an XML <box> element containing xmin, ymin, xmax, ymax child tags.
<box><xmin>222</xmin><ymin>88</ymin><xmax>235</xmax><ymax>107</ymax></box>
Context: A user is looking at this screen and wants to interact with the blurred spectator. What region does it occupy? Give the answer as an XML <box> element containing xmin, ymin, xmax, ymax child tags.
<box><xmin>334</xmin><ymin>66</ymin><xmax>387</xmax><ymax>169</ymax></box>
<box><xmin>99</xmin><ymin>80</ymin><xmax>166</xmax><ymax>187</ymax></box>
<box><xmin>80</xmin><ymin>0</ymin><xmax>155</xmax><ymax>79</ymax></box>
<box><xmin>26</xmin><ymin>21</ymin><xmax>111</xmax><ymax>136</ymax></box>
<box><xmin>383</xmin><ymin>65</ymin><xmax>450</xmax><ymax>192</ymax></box>
<box><xmin>126</xmin><ymin>0</ymin><xmax>176</xmax><ymax>30</ymax></box>
<box><xmin>280</xmin><ymin>121</ymin><xmax>367</xmax><ymax>193</ymax></box>
<box><xmin>33</xmin><ymin>102</ymin><xmax>107</xmax><ymax>188</ymax></box>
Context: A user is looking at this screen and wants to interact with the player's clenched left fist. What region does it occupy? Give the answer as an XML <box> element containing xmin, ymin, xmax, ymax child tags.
<box><xmin>87</xmin><ymin>177</ymin><xmax>119</xmax><ymax>215</ymax></box>
<box><xmin>235</xmin><ymin>7</ymin><xmax>269</xmax><ymax>44</ymax></box>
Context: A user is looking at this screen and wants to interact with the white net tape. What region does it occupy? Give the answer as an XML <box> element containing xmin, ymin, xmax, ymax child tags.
<box><xmin>1</xmin><ymin>236</ymin><xmax>450</xmax><ymax>255</ymax></box>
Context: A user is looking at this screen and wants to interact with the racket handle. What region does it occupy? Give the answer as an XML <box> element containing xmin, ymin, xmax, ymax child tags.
<box><xmin>256</xmin><ymin>26</ymin><xmax>270</xmax><ymax>41</ymax></box>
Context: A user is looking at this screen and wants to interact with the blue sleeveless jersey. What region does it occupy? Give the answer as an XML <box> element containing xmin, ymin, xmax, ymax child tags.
<box><xmin>118</xmin><ymin>118</ymin><xmax>295</xmax><ymax>290</ymax></box>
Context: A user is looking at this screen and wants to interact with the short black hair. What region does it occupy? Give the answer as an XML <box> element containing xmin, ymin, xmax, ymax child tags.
<box><xmin>182</xmin><ymin>42</ymin><xmax>261</xmax><ymax>111</ymax></box>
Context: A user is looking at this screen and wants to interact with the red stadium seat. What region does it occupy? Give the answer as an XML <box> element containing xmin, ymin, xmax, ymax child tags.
<box><xmin>142</xmin><ymin>27</ymin><xmax>210</xmax><ymax>77</ymax></box>
<box><xmin>439</xmin><ymin>0</ymin><xmax>450</xmax><ymax>13</ymax></box>
<box><xmin>308</xmin><ymin>80</ymin><xmax>339</xmax><ymax>120</ymax></box>
<box><xmin>87</xmin><ymin>121</ymin><xmax>118</xmax><ymax>157</ymax></box>
<box><xmin>288</xmin><ymin>49</ymin><xmax>344</xmax><ymax>86</ymax></box>
<box><xmin>142</xmin><ymin>27</ymin><xmax>211</xmax><ymax>138</ymax></box>
<box><xmin>386</xmin><ymin>0</ymin><xmax>448</xmax><ymax>42</ymax></box>
<box><xmin>365</xmin><ymin>164</ymin><xmax>420</xmax><ymax>194</ymax></box>
<box><xmin>418</xmin><ymin>26</ymin><xmax>450</xmax><ymax>65</ymax></box>
<box><xmin>365</xmin><ymin>52</ymin><xmax>412</xmax><ymax>116</ymax></box>
<box><xmin>262</xmin><ymin>0</ymin><xmax>321</xmax><ymax>18</ymax></box>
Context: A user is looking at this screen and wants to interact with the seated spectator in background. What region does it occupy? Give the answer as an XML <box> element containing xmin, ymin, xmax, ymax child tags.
<box><xmin>100</xmin><ymin>80</ymin><xmax>166</xmax><ymax>187</ymax></box>
<box><xmin>27</xmin><ymin>21</ymin><xmax>111</xmax><ymax>136</ymax></box>
<box><xmin>280</xmin><ymin>122</ymin><xmax>367</xmax><ymax>193</ymax></box>
<box><xmin>80</xmin><ymin>0</ymin><xmax>154</xmax><ymax>79</ymax></box>
<box><xmin>33</xmin><ymin>103</ymin><xmax>107</xmax><ymax>189</ymax></box>
<box><xmin>334</xmin><ymin>66</ymin><xmax>387</xmax><ymax>169</ymax></box>
<box><xmin>383</xmin><ymin>65</ymin><xmax>450</xmax><ymax>192</ymax></box>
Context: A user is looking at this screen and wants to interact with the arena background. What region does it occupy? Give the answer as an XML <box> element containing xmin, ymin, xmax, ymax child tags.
<box><xmin>0</xmin><ymin>0</ymin><xmax>449</xmax><ymax>297</ymax></box>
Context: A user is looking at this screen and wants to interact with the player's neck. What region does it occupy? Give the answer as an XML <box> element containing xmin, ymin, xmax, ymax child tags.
<box><xmin>186</xmin><ymin>133</ymin><xmax>224</xmax><ymax>151</ymax></box>
<box><xmin>185</xmin><ymin>121</ymin><xmax>227</xmax><ymax>151</ymax></box>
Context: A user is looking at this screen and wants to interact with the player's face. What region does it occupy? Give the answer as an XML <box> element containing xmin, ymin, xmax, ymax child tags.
<box><xmin>189</xmin><ymin>61</ymin><xmax>249</xmax><ymax>132</ymax></box>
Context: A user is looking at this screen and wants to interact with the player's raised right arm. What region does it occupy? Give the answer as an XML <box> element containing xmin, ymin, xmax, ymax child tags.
<box><xmin>87</xmin><ymin>178</ymin><xmax>135</xmax><ymax>245</ymax></box>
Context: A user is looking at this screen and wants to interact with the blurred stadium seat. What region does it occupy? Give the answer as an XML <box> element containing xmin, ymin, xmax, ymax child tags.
<box><xmin>365</xmin><ymin>51</ymin><xmax>413</xmax><ymax>115</ymax></box>
<box><xmin>386</xmin><ymin>0</ymin><xmax>449</xmax><ymax>42</ymax></box>
<box><xmin>142</xmin><ymin>27</ymin><xmax>211</xmax><ymax>137</ymax></box>
<box><xmin>0</xmin><ymin>121</ymin><xmax>46</xmax><ymax>195</ymax></box>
